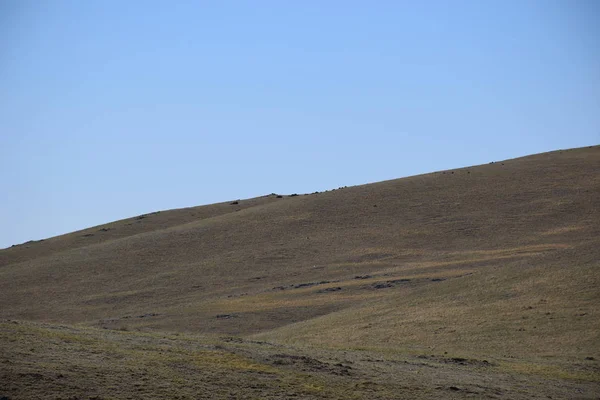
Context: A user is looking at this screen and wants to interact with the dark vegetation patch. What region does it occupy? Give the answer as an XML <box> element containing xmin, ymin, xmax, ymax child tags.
<box><xmin>135</xmin><ymin>211</ymin><xmax>160</xmax><ymax>220</ymax></box>
<box><xmin>220</xmin><ymin>336</ymin><xmax>272</xmax><ymax>346</ymax></box>
<box><xmin>273</xmin><ymin>281</ymin><xmax>336</xmax><ymax>291</ymax></box>
<box><xmin>417</xmin><ymin>354</ymin><xmax>494</xmax><ymax>367</ymax></box>
<box><xmin>249</xmin><ymin>276</ymin><xmax>266</xmax><ymax>281</ymax></box>
<box><xmin>295</xmin><ymin>281</ymin><xmax>330</xmax><ymax>289</ymax></box>
<box><xmin>269</xmin><ymin>354</ymin><xmax>352</xmax><ymax>376</ymax></box>
<box><xmin>99</xmin><ymin>313</ymin><xmax>160</xmax><ymax>326</ymax></box>
<box><xmin>371</xmin><ymin>279</ymin><xmax>411</xmax><ymax>289</ymax></box>
<box><xmin>368</xmin><ymin>277</ymin><xmax>446</xmax><ymax>290</ymax></box>
<box><xmin>14</xmin><ymin>239</ymin><xmax>45</xmax><ymax>247</ymax></box>
<box><xmin>317</xmin><ymin>287</ymin><xmax>342</xmax><ymax>293</ymax></box>
<box><xmin>226</xmin><ymin>293</ymin><xmax>247</xmax><ymax>298</ymax></box>
<box><xmin>372</xmin><ymin>282</ymin><xmax>395</xmax><ymax>289</ymax></box>
<box><xmin>137</xmin><ymin>313</ymin><xmax>159</xmax><ymax>319</ymax></box>
<box><xmin>216</xmin><ymin>314</ymin><xmax>238</xmax><ymax>319</ymax></box>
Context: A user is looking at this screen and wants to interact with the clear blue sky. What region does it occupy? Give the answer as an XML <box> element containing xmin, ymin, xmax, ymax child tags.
<box><xmin>1</xmin><ymin>1</ymin><xmax>598</xmax><ymax>249</ymax></box>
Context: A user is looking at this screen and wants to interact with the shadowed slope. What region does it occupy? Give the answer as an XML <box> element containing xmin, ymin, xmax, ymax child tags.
<box><xmin>0</xmin><ymin>195</ymin><xmax>279</xmax><ymax>265</ymax></box>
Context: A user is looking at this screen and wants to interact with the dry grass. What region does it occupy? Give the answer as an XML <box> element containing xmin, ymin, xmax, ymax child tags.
<box><xmin>2</xmin><ymin>320</ymin><xmax>598</xmax><ymax>399</ymax></box>
<box><xmin>1</xmin><ymin>145</ymin><xmax>600</xmax><ymax>398</ymax></box>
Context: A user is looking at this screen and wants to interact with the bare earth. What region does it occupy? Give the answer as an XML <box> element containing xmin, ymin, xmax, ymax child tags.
<box><xmin>1</xmin><ymin>146</ymin><xmax>599</xmax><ymax>399</ymax></box>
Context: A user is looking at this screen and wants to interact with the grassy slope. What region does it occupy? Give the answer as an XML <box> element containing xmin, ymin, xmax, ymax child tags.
<box><xmin>2</xmin><ymin>320</ymin><xmax>598</xmax><ymax>400</ymax></box>
<box><xmin>1</xmin><ymin>145</ymin><xmax>599</xmax><ymax>398</ymax></box>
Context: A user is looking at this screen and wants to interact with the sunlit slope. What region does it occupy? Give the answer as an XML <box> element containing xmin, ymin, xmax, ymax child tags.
<box><xmin>6</xmin><ymin>320</ymin><xmax>598</xmax><ymax>399</ymax></box>
<box><xmin>0</xmin><ymin>146</ymin><xmax>598</xmax><ymax>360</ymax></box>
<box><xmin>253</xmin><ymin>242</ymin><xmax>600</xmax><ymax>359</ymax></box>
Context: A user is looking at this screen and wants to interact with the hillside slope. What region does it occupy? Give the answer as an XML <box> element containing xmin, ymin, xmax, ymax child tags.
<box><xmin>1</xmin><ymin>146</ymin><xmax>599</xmax><ymax>364</ymax></box>
<box><xmin>2</xmin><ymin>319</ymin><xmax>598</xmax><ymax>400</ymax></box>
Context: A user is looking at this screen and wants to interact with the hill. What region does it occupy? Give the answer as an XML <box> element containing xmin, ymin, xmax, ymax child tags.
<box><xmin>1</xmin><ymin>145</ymin><xmax>599</xmax><ymax>399</ymax></box>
